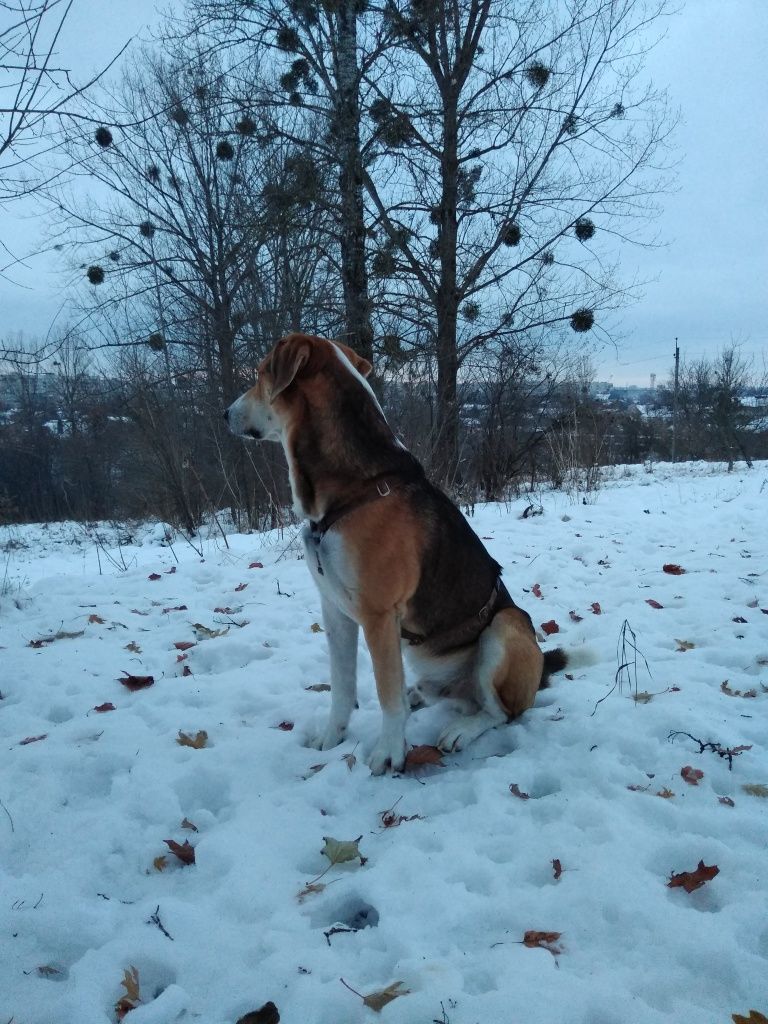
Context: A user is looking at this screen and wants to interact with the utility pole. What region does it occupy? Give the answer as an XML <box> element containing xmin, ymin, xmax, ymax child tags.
<box><xmin>671</xmin><ymin>338</ymin><xmax>680</xmax><ymax>462</ymax></box>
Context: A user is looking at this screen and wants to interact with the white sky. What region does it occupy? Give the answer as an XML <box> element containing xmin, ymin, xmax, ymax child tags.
<box><xmin>1</xmin><ymin>0</ymin><xmax>766</xmax><ymax>386</ymax></box>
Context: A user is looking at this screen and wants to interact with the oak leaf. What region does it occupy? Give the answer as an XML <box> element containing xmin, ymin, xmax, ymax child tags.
<box><xmin>164</xmin><ymin>838</ymin><xmax>195</xmax><ymax>865</ymax></box>
<box><xmin>732</xmin><ymin>1012</ymin><xmax>768</xmax><ymax>1024</ymax></box>
<box><xmin>667</xmin><ymin>860</ymin><xmax>719</xmax><ymax>893</ymax></box>
<box><xmin>115</xmin><ymin>966</ymin><xmax>141</xmax><ymax>1019</ymax></box>
<box><xmin>119</xmin><ymin>673</ymin><xmax>155</xmax><ymax>691</ymax></box>
<box><xmin>681</xmin><ymin>766</ymin><xmax>704</xmax><ymax>785</ymax></box>
<box><xmin>176</xmin><ymin>729</ymin><xmax>208</xmax><ymax>749</ymax></box>
<box><xmin>541</xmin><ymin>619</ymin><xmax>560</xmax><ymax>635</ymax></box>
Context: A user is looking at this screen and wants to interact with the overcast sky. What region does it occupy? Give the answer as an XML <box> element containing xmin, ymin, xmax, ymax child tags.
<box><xmin>1</xmin><ymin>0</ymin><xmax>766</xmax><ymax>386</ymax></box>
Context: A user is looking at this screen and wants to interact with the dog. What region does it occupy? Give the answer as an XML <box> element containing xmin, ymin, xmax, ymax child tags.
<box><xmin>226</xmin><ymin>332</ymin><xmax>567</xmax><ymax>773</ymax></box>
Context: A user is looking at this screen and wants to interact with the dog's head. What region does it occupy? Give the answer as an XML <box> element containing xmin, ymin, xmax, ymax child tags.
<box><xmin>224</xmin><ymin>333</ymin><xmax>372</xmax><ymax>440</ymax></box>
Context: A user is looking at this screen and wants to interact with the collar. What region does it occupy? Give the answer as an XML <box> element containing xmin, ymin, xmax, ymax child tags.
<box><xmin>309</xmin><ymin>471</ymin><xmax>404</xmax><ymax>542</ymax></box>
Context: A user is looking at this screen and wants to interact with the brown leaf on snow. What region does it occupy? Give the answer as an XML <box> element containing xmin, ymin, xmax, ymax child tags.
<box><xmin>552</xmin><ymin>858</ymin><xmax>562</xmax><ymax>880</ymax></box>
<box><xmin>310</xmin><ymin>622</ymin><xmax>324</xmax><ymax>633</ymax></box>
<box><xmin>663</xmin><ymin>563</ymin><xmax>686</xmax><ymax>575</ymax></box>
<box><xmin>721</xmin><ymin>680</ymin><xmax>757</xmax><ymax>699</ymax></box>
<box><xmin>236</xmin><ymin>1002</ymin><xmax>280</xmax><ymax>1024</ymax></box>
<box><xmin>509</xmin><ymin>783</ymin><xmax>530</xmax><ymax>800</ymax></box>
<box><xmin>119</xmin><ymin>673</ymin><xmax>155</xmax><ymax>691</ymax></box>
<box><xmin>532</xmin><ymin>583</ymin><xmax>543</xmax><ymax>599</ymax></box>
<box><xmin>656</xmin><ymin>788</ymin><xmax>675</xmax><ymax>799</ymax></box>
<box><xmin>173</xmin><ymin>641</ymin><xmax>195</xmax><ymax>651</ymax></box>
<box><xmin>234</xmin><ymin>582</ymin><xmax>248</xmax><ymax>592</ymax></box>
<box><xmin>275</xmin><ymin>721</ymin><xmax>294</xmax><ymax>731</ymax></box>
<box><xmin>305</xmin><ymin>683</ymin><xmax>331</xmax><ymax>692</ymax></box>
<box><xmin>646</xmin><ymin>599</ymin><xmax>664</xmax><ymax>609</ymax></box>
<box><xmin>163</xmin><ymin>605</ymin><xmax>188</xmax><ymax>613</ymax></box>
<box><xmin>164</xmin><ymin>838</ymin><xmax>195</xmax><ymax>865</ymax></box>
<box><xmin>153</xmin><ymin>856</ymin><xmax>168</xmax><ymax>872</ymax></box>
<box><xmin>180</xmin><ymin>817</ymin><xmax>198</xmax><ymax>831</ymax></box>
<box><xmin>176</xmin><ymin>729</ymin><xmax>208</xmax><ymax>749</ymax></box>
<box><xmin>718</xmin><ymin>796</ymin><xmax>735</xmax><ymax>807</ymax></box>
<box><xmin>523</xmin><ymin>930</ymin><xmax>563</xmax><ymax>955</ymax></box>
<box><xmin>248</xmin><ymin>562</ymin><xmax>264</xmax><ymax>569</ymax></box>
<box><xmin>732</xmin><ymin>1011</ymin><xmax>768</xmax><ymax>1024</ymax></box>
<box><xmin>742</xmin><ymin>783</ymin><xmax>768</xmax><ymax>798</ymax></box>
<box><xmin>124</xmin><ymin>641</ymin><xmax>142</xmax><ymax>653</ymax></box>
<box><xmin>362</xmin><ymin>981</ymin><xmax>410</xmax><ymax>1012</ymax></box>
<box><xmin>541</xmin><ymin>619</ymin><xmax>560</xmax><ymax>635</ymax></box>
<box><xmin>148</xmin><ymin>572</ymin><xmax>162</xmax><ymax>581</ymax></box>
<box><xmin>569</xmin><ymin>610</ymin><xmax>584</xmax><ymax>622</ymax></box>
<box><xmin>19</xmin><ymin>733</ymin><xmax>48</xmax><ymax>745</ymax></box>
<box><xmin>93</xmin><ymin>702</ymin><xmax>116</xmax><ymax>713</ymax></box>
<box><xmin>182</xmin><ymin>665</ymin><xmax>193</xmax><ymax>677</ymax></box>
<box><xmin>675</xmin><ymin>639</ymin><xmax>695</xmax><ymax>652</ymax></box>
<box><xmin>667</xmin><ymin>860</ymin><xmax>719</xmax><ymax>893</ymax></box>
<box><xmin>681</xmin><ymin>765</ymin><xmax>704</xmax><ymax>785</ymax></box>
<box><xmin>115</xmin><ymin>965</ymin><xmax>141</xmax><ymax>1019</ymax></box>
<box><xmin>590</xmin><ymin>601</ymin><xmax>602</xmax><ymax>614</ymax></box>
<box><xmin>404</xmin><ymin>745</ymin><xmax>444</xmax><ymax>770</ymax></box>
<box><xmin>88</xmin><ymin>613</ymin><xmax>105</xmax><ymax>624</ymax></box>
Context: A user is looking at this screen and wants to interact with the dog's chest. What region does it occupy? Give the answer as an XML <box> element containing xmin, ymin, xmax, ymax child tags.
<box><xmin>301</xmin><ymin>525</ymin><xmax>357</xmax><ymax>613</ymax></box>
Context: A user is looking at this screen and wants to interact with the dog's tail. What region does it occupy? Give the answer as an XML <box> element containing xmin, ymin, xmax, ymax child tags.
<box><xmin>539</xmin><ymin>646</ymin><xmax>597</xmax><ymax>689</ymax></box>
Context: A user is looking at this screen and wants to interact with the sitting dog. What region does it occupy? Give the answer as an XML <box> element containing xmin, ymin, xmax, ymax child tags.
<box><xmin>226</xmin><ymin>332</ymin><xmax>567</xmax><ymax>773</ymax></box>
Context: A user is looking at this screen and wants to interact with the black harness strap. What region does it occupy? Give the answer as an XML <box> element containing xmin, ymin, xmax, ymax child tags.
<box><xmin>400</xmin><ymin>577</ymin><xmax>507</xmax><ymax>651</ymax></box>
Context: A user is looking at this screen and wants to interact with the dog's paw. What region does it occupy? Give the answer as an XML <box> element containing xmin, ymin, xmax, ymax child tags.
<box><xmin>367</xmin><ymin>737</ymin><xmax>407</xmax><ymax>776</ymax></box>
<box><xmin>306</xmin><ymin>721</ymin><xmax>347</xmax><ymax>752</ymax></box>
<box><xmin>437</xmin><ymin>711</ymin><xmax>501</xmax><ymax>753</ymax></box>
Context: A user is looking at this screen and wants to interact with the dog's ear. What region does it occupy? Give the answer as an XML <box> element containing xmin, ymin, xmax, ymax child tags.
<box><xmin>267</xmin><ymin>335</ymin><xmax>312</xmax><ymax>401</ymax></box>
<box><xmin>333</xmin><ymin>341</ymin><xmax>373</xmax><ymax>378</ymax></box>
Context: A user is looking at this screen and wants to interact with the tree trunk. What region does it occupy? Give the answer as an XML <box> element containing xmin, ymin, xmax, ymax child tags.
<box><xmin>335</xmin><ymin>1</ymin><xmax>374</xmax><ymax>364</ymax></box>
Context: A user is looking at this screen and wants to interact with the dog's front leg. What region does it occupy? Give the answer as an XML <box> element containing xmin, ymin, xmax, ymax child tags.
<box><xmin>310</xmin><ymin>596</ymin><xmax>359</xmax><ymax>751</ymax></box>
<box><xmin>362</xmin><ymin>612</ymin><xmax>408</xmax><ymax>774</ymax></box>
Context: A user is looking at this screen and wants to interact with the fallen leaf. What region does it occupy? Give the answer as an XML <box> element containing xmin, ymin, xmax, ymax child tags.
<box><xmin>675</xmin><ymin>638</ymin><xmax>695</xmax><ymax>652</ymax></box>
<box><xmin>721</xmin><ymin>680</ymin><xmax>757</xmax><ymax>699</ymax></box>
<box><xmin>88</xmin><ymin>613</ymin><xmax>105</xmax><ymax>624</ymax></box>
<box><xmin>310</xmin><ymin>622</ymin><xmax>324</xmax><ymax>633</ymax></box>
<box><xmin>29</xmin><ymin>629</ymin><xmax>85</xmax><ymax>648</ymax></box>
<box><xmin>276</xmin><ymin>721</ymin><xmax>294</xmax><ymax>731</ymax></box>
<box><xmin>532</xmin><ymin>583</ymin><xmax>543</xmax><ymax>599</ymax></box>
<box><xmin>541</xmin><ymin>619</ymin><xmax>560</xmax><ymax>635</ymax></box>
<box><xmin>379</xmin><ymin>803</ymin><xmax>423</xmax><ymax>829</ymax></box>
<box><xmin>627</xmin><ymin>783</ymin><xmax>650</xmax><ymax>792</ymax></box>
<box><xmin>552</xmin><ymin>858</ymin><xmax>562</xmax><ymax>880</ymax></box>
<box><xmin>565</xmin><ymin>673</ymin><xmax>574</xmax><ymax>681</ymax></box>
<box><xmin>130</xmin><ymin>609</ymin><xmax>149</xmax><ymax>616</ymax></box>
<box><xmin>19</xmin><ymin>733</ymin><xmax>48</xmax><ymax>746</ymax></box>
<box><xmin>305</xmin><ymin>683</ymin><xmax>331</xmax><ymax>692</ymax></box>
<box><xmin>634</xmin><ymin>691</ymin><xmax>653</xmax><ymax>704</ymax></box>
<box><xmin>93</xmin><ymin>702</ymin><xmax>116</xmax><ymax>713</ymax></box>
<box><xmin>732</xmin><ymin>616</ymin><xmax>748</xmax><ymax>624</ymax></box>
<box><xmin>165</xmin><ymin>566</ymin><xmax>176</xmax><ymax>574</ymax></box>
<box><xmin>192</xmin><ymin>622</ymin><xmax>229</xmax><ymax>639</ymax></box>
<box><xmin>663</xmin><ymin>563</ymin><xmax>686</xmax><ymax>575</ymax></box>
<box><xmin>236</xmin><ymin>1002</ymin><xmax>280</xmax><ymax>1024</ymax></box>
<box><xmin>590</xmin><ymin>601</ymin><xmax>602</xmax><ymax>614</ymax></box>
<box><xmin>148</xmin><ymin>573</ymin><xmax>161</xmax><ymax>581</ymax></box>
<box><xmin>115</xmin><ymin>966</ymin><xmax>141</xmax><ymax>1019</ymax></box>
<box><xmin>742</xmin><ymin>783</ymin><xmax>768</xmax><ymax>798</ymax></box>
<box><xmin>657</xmin><ymin>788</ymin><xmax>675</xmax><ymax>799</ymax></box>
<box><xmin>164</xmin><ymin>838</ymin><xmax>195</xmax><ymax>865</ymax></box>
<box><xmin>248</xmin><ymin>562</ymin><xmax>264</xmax><ymax>569</ymax></box>
<box><xmin>182</xmin><ymin>665</ymin><xmax>193</xmax><ymax>677</ymax></box>
<box><xmin>181</xmin><ymin>817</ymin><xmax>198</xmax><ymax>831</ymax></box>
<box><xmin>646</xmin><ymin>599</ymin><xmax>664</xmax><ymax>609</ymax></box>
<box><xmin>173</xmin><ymin>641</ymin><xmax>195</xmax><ymax>651</ymax></box>
<box><xmin>523</xmin><ymin>930</ymin><xmax>562</xmax><ymax>955</ymax></box>
<box><xmin>569</xmin><ymin>610</ymin><xmax>583</xmax><ymax>622</ymax></box>
<box><xmin>363</xmin><ymin>981</ymin><xmax>410</xmax><ymax>1012</ymax></box>
<box><xmin>234</xmin><ymin>582</ymin><xmax>248</xmax><ymax>592</ymax></box>
<box><xmin>681</xmin><ymin>766</ymin><xmax>704</xmax><ymax>786</ymax></box>
<box><xmin>732</xmin><ymin>1011</ymin><xmax>768</xmax><ymax>1024</ymax></box>
<box><xmin>718</xmin><ymin>796</ymin><xmax>735</xmax><ymax>807</ymax></box>
<box><xmin>667</xmin><ymin>860</ymin><xmax>719</xmax><ymax>893</ymax></box>
<box><xmin>176</xmin><ymin>729</ymin><xmax>208</xmax><ymax>749</ymax></box>
<box><xmin>124</xmin><ymin>641</ymin><xmax>142</xmax><ymax>653</ymax></box>
<box><xmin>404</xmin><ymin>744</ymin><xmax>444</xmax><ymax>770</ymax></box>
<box><xmin>36</xmin><ymin>964</ymin><xmax>61</xmax><ymax>977</ymax></box>
<box><xmin>297</xmin><ymin>881</ymin><xmax>326</xmax><ymax>903</ymax></box>
<box><xmin>119</xmin><ymin>673</ymin><xmax>155</xmax><ymax>691</ymax></box>
<box><xmin>176</xmin><ymin>653</ymin><xmax>188</xmax><ymax>663</ymax></box>
<box><xmin>321</xmin><ymin>836</ymin><xmax>365</xmax><ymax>867</ymax></box>
<box><xmin>509</xmin><ymin>783</ymin><xmax>530</xmax><ymax>800</ymax></box>
<box><xmin>163</xmin><ymin>605</ymin><xmax>188</xmax><ymax>613</ymax></box>
<box><xmin>153</xmin><ymin>856</ymin><xmax>168</xmax><ymax>872</ymax></box>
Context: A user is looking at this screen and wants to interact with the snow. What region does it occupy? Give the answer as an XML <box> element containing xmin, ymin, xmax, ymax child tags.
<box><xmin>1</xmin><ymin>460</ymin><xmax>767</xmax><ymax>1024</ymax></box>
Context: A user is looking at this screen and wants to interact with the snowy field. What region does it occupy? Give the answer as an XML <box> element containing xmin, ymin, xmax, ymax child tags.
<box><xmin>1</xmin><ymin>461</ymin><xmax>767</xmax><ymax>1024</ymax></box>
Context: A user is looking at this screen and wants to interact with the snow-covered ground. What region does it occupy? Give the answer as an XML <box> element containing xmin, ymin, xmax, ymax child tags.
<box><xmin>1</xmin><ymin>461</ymin><xmax>767</xmax><ymax>1024</ymax></box>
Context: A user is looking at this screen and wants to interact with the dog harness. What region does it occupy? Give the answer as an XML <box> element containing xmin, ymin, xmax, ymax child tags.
<box><xmin>308</xmin><ymin>475</ymin><xmax>510</xmax><ymax>651</ymax></box>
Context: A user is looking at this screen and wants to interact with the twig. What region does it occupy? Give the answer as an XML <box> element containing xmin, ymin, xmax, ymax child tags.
<box><xmin>0</xmin><ymin>797</ymin><xmax>14</xmax><ymax>833</ymax></box>
<box><xmin>668</xmin><ymin>731</ymin><xmax>751</xmax><ymax>771</ymax></box>
<box><xmin>147</xmin><ymin>905</ymin><xmax>174</xmax><ymax>940</ymax></box>
<box><xmin>591</xmin><ymin>619</ymin><xmax>651</xmax><ymax>716</ymax></box>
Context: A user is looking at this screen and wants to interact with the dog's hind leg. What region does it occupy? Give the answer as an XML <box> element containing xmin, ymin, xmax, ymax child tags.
<box><xmin>309</xmin><ymin>596</ymin><xmax>359</xmax><ymax>751</ymax></box>
<box><xmin>436</xmin><ymin>608</ymin><xmax>543</xmax><ymax>753</ymax></box>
